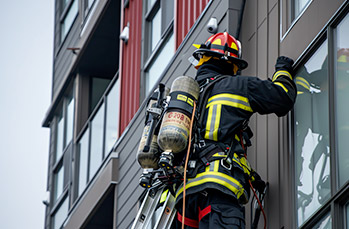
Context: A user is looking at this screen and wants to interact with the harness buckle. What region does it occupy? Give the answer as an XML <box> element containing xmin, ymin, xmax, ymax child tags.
<box><xmin>220</xmin><ymin>158</ymin><xmax>232</xmax><ymax>170</ymax></box>
<box><xmin>199</xmin><ymin>140</ymin><xmax>206</xmax><ymax>148</ymax></box>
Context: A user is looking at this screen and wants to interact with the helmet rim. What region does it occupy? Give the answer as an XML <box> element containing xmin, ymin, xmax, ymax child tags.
<box><xmin>193</xmin><ymin>49</ymin><xmax>248</xmax><ymax>70</ymax></box>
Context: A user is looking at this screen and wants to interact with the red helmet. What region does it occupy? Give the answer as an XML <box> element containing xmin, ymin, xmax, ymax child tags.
<box><xmin>193</xmin><ymin>32</ymin><xmax>248</xmax><ymax>70</ymax></box>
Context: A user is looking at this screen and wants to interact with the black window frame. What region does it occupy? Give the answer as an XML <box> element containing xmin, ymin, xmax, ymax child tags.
<box><xmin>141</xmin><ymin>0</ymin><xmax>175</xmax><ymax>100</ymax></box>
<box><xmin>291</xmin><ymin>3</ymin><xmax>349</xmax><ymax>228</ymax></box>
<box><xmin>59</xmin><ymin>0</ymin><xmax>79</xmax><ymax>44</ymax></box>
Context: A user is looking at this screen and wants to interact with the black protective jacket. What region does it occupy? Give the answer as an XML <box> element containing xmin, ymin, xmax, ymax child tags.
<box><xmin>175</xmin><ymin>61</ymin><xmax>297</xmax><ymax>204</ymax></box>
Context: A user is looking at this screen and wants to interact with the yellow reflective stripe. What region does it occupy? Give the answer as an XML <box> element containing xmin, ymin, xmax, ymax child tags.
<box><xmin>160</xmin><ymin>189</ymin><xmax>169</xmax><ymax>203</ymax></box>
<box><xmin>295</xmin><ymin>76</ymin><xmax>310</xmax><ymax>91</ymax></box>
<box><xmin>232</xmin><ymin>153</ymin><xmax>252</xmax><ymax>176</ymax></box>
<box><xmin>295</xmin><ymin>76</ymin><xmax>310</xmax><ymax>88</ymax></box>
<box><xmin>175</xmin><ymin>171</ymin><xmax>245</xmax><ymax>199</ymax></box>
<box><xmin>212</xmin><ymin>152</ymin><xmax>226</xmax><ymax>158</ymax></box>
<box><xmin>298</xmin><ymin>91</ymin><xmax>304</xmax><ymax>94</ymax></box>
<box><xmin>274</xmin><ymin>82</ymin><xmax>288</xmax><ymax>93</ymax></box>
<box><xmin>205</xmin><ymin>105</ymin><xmax>214</xmax><ymax>139</ymax></box>
<box><xmin>205</xmin><ymin>104</ymin><xmax>221</xmax><ymax>141</ymax></box>
<box><xmin>207</xmin><ymin>93</ymin><xmax>253</xmax><ymax>112</ymax></box>
<box><xmin>213</xmin><ymin>104</ymin><xmax>221</xmax><ymax>141</ymax></box>
<box><xmin>272</xmin><ymin>70</ymin><xmax>292</xmax><ymax>81</ymax></box>
<box><xmin>214</xmin><ymin>160</ymin><xmax>220</xmax><ymax>172</ymax></box>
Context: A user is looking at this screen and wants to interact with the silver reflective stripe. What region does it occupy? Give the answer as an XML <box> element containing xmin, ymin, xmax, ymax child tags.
<box><xmin>207</xmin><ymin>96</ymin><xmax>250</xmax><ymax>108</ymax></box>
<box><xmin>185</xmin><ymin>173</ymin><xmax>242</xmax><ymax>193</ymax></box>
<box><xmin>208</xmin><ymin>104</ymin><xmax>218</xmax><ymax>140</ymax></box>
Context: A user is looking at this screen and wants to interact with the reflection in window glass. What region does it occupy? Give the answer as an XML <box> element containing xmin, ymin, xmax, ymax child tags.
<box><xmin>335</xmin><ymin>14</ymin><xmax>349</xmax><ymax>187</ymax></box>
<box><xmin>105</xmin><ymin>80</ymin><xmax>120</xmax><ymax>154</ymax></box>
<box><xmin>78</xmin><ymin>128</ymin><xmax>89</xmax><ymax>196</ymax></box>
<box><xmin>54</xmin><ymin>166</ymin><xmax>64</xmax><ymax>202</ymax></box>
<box><xmin>151</xmin><ymin>9</ymin><xmax>161</xmax><ymax>51</ymax></box>
<box><xmin>56</xmin><ymin>115</ymin><xmax>64</xmax><ymax>162</ymax></box>
<box><xmin>294</xmin><ymin>40</ymin><xmax>331</xmax><ymax>227</ymax></box>
<box><xmin>66</xmin><ymin>97</ymin><xmax>74</xmax><ymax>146</ymax></box>
<box><xmin>89</xmin><ymin>103</ymin><xmax>105</xmax><ymax>179</ymax></box>
<box><xmin>146</xmin><ymin>33</ymin><xmax>174</xmax><ymax>93</ymax></box>
<box><xmin>293</xmin><ymin>0</ymin><xmax>311</xmax><ymax>20</ymax></box>
<box><xmin>53</xmin><ymin>196</ymin><xmax>69</xmax><ymax>229</ymax></box>
<box><xmin>61</xmin><ymin>0</ymin><xmax>78</xmax><ymax>42</ymax></box>
<box><xmin>312</xmin><ymin>213</ymin><xmax>331</xmax><ymax>229</ymax></box>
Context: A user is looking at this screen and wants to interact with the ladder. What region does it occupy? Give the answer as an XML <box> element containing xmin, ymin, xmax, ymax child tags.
<box><xmin>131</xmin><ymin>184</ymin><xmax>177</xmax><ymax>229</ymax></box>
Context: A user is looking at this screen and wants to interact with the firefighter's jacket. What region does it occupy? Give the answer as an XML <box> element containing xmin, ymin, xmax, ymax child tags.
<box><xmin>175</xmin><ymin>63</ymin><xmax>297</xmax><ymax>204</ymax></box>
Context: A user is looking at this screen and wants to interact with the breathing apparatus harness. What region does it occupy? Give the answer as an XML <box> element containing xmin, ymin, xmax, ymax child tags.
<box><xmin>184</xmin><ymin>74</ymin><xmax>268</xmax><ymax>229</ymax></box>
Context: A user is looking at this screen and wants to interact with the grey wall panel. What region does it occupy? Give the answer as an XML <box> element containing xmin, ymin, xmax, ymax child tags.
<box><xmin>53</xmin><ymin>20</ymin><xmax>81</xmax><ymax>98</ymax></box>
<box><xmin>258</xmin><ymin>0</ymin><xmax>268</xmax><ymax>27</ymax></box>
<box><xmin>266</xmin><ymin>114</ymin><xmax>280</xmax><ymax>228</ymax></box>
<box><xmin>241</xmin><ymin>0</ymin><xmax>257</xmax><ymax>41</ymax></box>
<box><xmin>267</xmin><ymin>5</ymin><xmax>279</xmax><ymax>77</ymax></box>
<box><xmin>269</xmin><ymin>0</ymin><xmax>278</xmax><ymax>12</ymax></box>
<box><xmin>281</xmin><ymin>0</ymin><xmax>345</xmax><ymax>60</ymax></box>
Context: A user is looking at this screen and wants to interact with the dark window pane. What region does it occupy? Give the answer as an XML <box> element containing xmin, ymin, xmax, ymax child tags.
<box><xmin>90</xmin><ymin>77</ymin><xmax>110</xmax><ymax>113</ymax></box>
<box><xmin>312</xmin><ymin>212</ymin><xmax>331</xmax><ymax>229</ymax></box>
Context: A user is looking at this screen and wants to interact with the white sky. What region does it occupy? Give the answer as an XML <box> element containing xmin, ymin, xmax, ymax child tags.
<box><xmin>0</xmin><ymin>1</ymin><xmax>53</xmax><ymax>228</ymax></box>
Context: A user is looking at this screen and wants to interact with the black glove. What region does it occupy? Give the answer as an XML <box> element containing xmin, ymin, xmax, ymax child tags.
<box><xmin>275</xmin><ymin>56</ymin><xmax>294</xmax><ymax>75</ymax></box>
<box><xmin>251</xmin><ymin>171</ymin><xmax>266</xmax><ymax>193</ymax></box>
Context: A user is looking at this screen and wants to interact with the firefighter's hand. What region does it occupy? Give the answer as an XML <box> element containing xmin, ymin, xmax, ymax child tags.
<box><xmin>275</xmin><ymin>56</ymin><xmax>294</xmax><ymax>75</ymax></box>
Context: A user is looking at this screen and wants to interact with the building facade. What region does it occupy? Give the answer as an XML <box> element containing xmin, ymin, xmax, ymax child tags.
<box><xmin>42</xmin><ymin>0</ymin><xmax>349</xmax><ymax>228</ymax></box>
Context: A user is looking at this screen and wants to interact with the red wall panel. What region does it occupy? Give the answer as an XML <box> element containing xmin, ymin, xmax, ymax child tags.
<box><xmin>120</xmin><ymin>0</ymin><xmax>142</xmax><ymax>133</ymax></box>
<box><xmin>120</xmin><ymin>0</ymin><xmax>210</xmax><ymax>134</ymax></box>
<box><xmin>175</xmin><ymin>0</ymin><xmax>210</xmax><ymax>48</ymax></box>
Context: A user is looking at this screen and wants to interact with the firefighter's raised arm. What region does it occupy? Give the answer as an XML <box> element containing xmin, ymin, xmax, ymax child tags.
<box><xmin>248</xmin><ymin>56</ymin><xmax>297</xmax><ymax>116</ymax></box>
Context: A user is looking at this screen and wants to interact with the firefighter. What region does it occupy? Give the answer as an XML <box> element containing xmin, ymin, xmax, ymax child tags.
<box><xmin>173</xmin><ymin>32</ymin><xmax>297</xmax><ymax>228</ymax></box>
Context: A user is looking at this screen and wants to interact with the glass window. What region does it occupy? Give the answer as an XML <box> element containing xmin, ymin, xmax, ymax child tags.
<box><xmin>346</xmin><ymin>203</ymin><xmax>349</xmax><ymax>228</ymax></box>
<box><xmin>54</xmin><ymin>166</ymin><xmax>64</xmax><ymax>202</ymax></box>
<box><xmin>294</xmin><ymin>40</ymin><xmax>331</xmax><ymax>226</ymax></box>
<box><xmin>147</xmin><ymin>0</ymin><xmax>156</xmax><ymax>12</ymax></box>
<box><xmin>61</xmin><ymin>0</ymin><xmax>78</xmax><ymax>42</ymax></box>
<box><xmin>77</xmin><ymin>128</ymin><xmax>89</xmax><ymax>196</ymax></box>
<box><xmin>90</xmin><ymin>77</ymin><xmax>110</xmax><ymax>113</ymax></box>
<box><xmin>335</xmin><ymin>14</ymin><xmax>349</xmax><ymax>187</ymax></box>
<box><xmin>293</xmin><ymin>0</ymin><xmax>311</xmax><ymax>20</ymax></box>
<box><xmin>56</xmin><ymin>114</ymin><xmax>64</xmax><ymax>162</ymax></box>
<box><xmin>84</xmin><ymin>0</ymin><xmax>95</xmax><ymax>15</ymax></box>
<box><xmin>52</xmin><ymin>196</ymin><xmax>69</xmax><ymax>229</ymax></box>
<box><xmin>146</xmin><ymin>33</ymin><xmax>174</xmax><ymax>93</ymax></box>
<box><xmin>151</xmin><ymin>9</ymin><xmax>161</xmax><ymax>51</ymax></box>
<box><xmin>312</xmin><ymin>212</ymin><xmax>331</xmax><ymax>229</ymax></box>
<box><xmin>66</xmin><ymin>97</ymin><xmax>75</xmax><ymax>146</ymax></box>
<box><xmin>89</xmin><ymin>103</ymin><xmax>105</xmax><ymax>178</ymax></box>
<box><xmin>105</xmin><ymin>80</ymin><xmax>120</xmax><ymax>154</ymax></box>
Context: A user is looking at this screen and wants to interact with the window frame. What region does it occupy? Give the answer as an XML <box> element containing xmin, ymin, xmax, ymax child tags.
<box><xmin>280</xmin><ymin>0</ymin><xmax>314</xmax><ymax>41</ymax></box>
<box><xmin>291</xmin><ymin>3</ymin><xmax>349</xmax><ymax>228</ymax></box>
<box><xmin>50</xmin><ymin>85</ymin><xmax>75</xmax><ymax>228</ymax></box>
<box><xmin>59</xmin><ymin>0</ymin><xmax>79</xmax><ymax>44</ymax></box>
<box><xmin>141</xmin><ymin>0</ymin><xmax>175</xmax><ymax>100</ymax></box>
<box><xmin>72</xmin><ymin>72</ymin><xmax>120</xmax><ymax>203</ymax></box>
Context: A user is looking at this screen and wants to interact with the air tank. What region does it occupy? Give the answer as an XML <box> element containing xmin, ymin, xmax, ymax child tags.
<box><xmin>157</xmin><ymin>76</ymin><xmax>200</xmax><ymax>154</ymax></box>
<box><xmin>136</xmin><ymin>87</ymin><xmax>169</xmax><ymax>169</ymax></box>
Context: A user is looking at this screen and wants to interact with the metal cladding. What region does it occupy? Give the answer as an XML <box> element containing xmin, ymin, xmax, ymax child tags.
<box><xmin>157</xmin><ymin>76</ymin><xmax>200</xmax><ymax>154</ymax></box>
